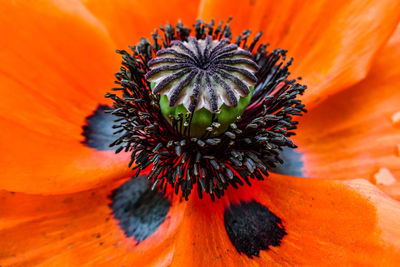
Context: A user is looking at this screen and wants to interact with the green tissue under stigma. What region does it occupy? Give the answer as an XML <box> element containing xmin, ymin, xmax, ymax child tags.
<box><xmin>152</xmin><ymin>82</ymin><xmax>254</xmax><ymax>137</ymax></box>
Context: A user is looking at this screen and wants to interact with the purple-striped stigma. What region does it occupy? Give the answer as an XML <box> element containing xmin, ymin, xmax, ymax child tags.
<box><xmin>146</xmin><ymin>36</ymin><xmax>258</xmax><ymax>137</ymax></box>
<box><xmin>106</xmin><ymin>19</ymin><xmax>307</xmax><ymax>200</ymax></box>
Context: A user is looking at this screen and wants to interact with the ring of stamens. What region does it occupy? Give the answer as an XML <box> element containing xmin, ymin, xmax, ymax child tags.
<box><xmin>106</xmin><ymin>19</ymin><xmax>307</xmax><ymax>201</ymax></box>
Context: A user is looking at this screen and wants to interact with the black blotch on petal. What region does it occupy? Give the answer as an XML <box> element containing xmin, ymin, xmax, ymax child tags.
<box><xmin>272</xmin><ymin>147</ymin><xmax>305</xmax><ymax>177</ymax></box>
<box><xmin>82</xmin><ymin>105</ymin><xmax>122</xmax><ymax>151</ymax></box>
<box><xmin>110</xmin><ymin>176</ymin><xmax>171</xmax><ymax>243</ymax></box>
<box><xmin>224</xmin><ymin>200</ymin><xmax>286</xmax><ymax>258</ymax></box>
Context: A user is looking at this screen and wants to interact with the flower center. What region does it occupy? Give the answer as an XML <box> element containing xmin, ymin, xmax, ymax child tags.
<box><xmin>145</xmin><ymin>37</ymin><xmax>259</xmax><ymax>137</ymax></box>
<box><xmin>146</xmin><ymin>36</ymin><xmax>258</xmax><ymax>112</ymax></box>
<box><xmin>106</xmin><ymin>19</ymin><xmax>307</xmax><ymax>200</ymax></box>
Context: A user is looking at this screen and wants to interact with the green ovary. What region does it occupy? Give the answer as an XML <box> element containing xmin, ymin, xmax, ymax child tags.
<box><xmin>156</xmin><ymin>84</ymin><xmax>254</xmax><ymax>137</ymax></box>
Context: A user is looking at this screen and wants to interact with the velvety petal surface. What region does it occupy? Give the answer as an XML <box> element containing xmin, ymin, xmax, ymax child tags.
<box><xmin>0</xmin><ymin>0</ymin><xmax>134</xmax><ymax>193</ymax></box>
<box><xmin>1</xmin><ymin>174</ymin><xmax>399</xmax><ymax>265</ymax></box>
<box><xmin>295</xmin><ymin>26</ymin><xmax>400</xmax><ymax>200</ymax></box>
<box><xmin>80</xmin><ymin>0</ymin><xmax>201</xmax><ymax>48</ymax></box>
<box><xmin>170</xmin><ymin>174</ymin><xmax>400</xmax><ymax>266</ymax></box>
<box><xmin>199</xmin><ymin>0</ymin><xmax>400</xmax><ymax>107</ymax></box>
<box><xmin>0</xmin><ymin>179</ymin><xmax>186</xmax><ymax>266</ymax></box>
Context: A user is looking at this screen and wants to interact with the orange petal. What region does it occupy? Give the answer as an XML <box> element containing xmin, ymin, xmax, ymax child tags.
<box><xmin>295</xmin><ymin>26</ymin><xmax>400</xmax><ymax>200</ymax></box>
<box><xmin>0</xmin><ymin>120</ymin><xmax>133</xmax><ymax>194</ymax></box>
<box><xmin>80</xmin><ymin>0</ymin><xmax>201</xmax><ymax>48</ymax></box>
<box><xmin>170</xmin><ymin>174</ymin><xmax>400</xmax><ymax>266</ymax></box>
<box><xmin>0</xmin><ymin>0</ymin><xmax>132</xmax><ymax>193</ymax></box>
<box><xmin>0</xmin><ymin>179</ymin><xmax>186</xmax><ymax>266</ymax></box>
<box><xmin>199</xmin><ymin>0</ymin><xmax>400</xmax><ymax>107</ymax></box>
<box><xmin>2</xmin><ymin>174</ymin><xmax>399</xmax><ymax>265</ymax></box>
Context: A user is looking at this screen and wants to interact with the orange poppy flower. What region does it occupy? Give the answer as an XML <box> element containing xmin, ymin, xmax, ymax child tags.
<box><xmin>1</xmin><ymin>0</ymin><xmax>400</xmax><ymax>266</ymax></box>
